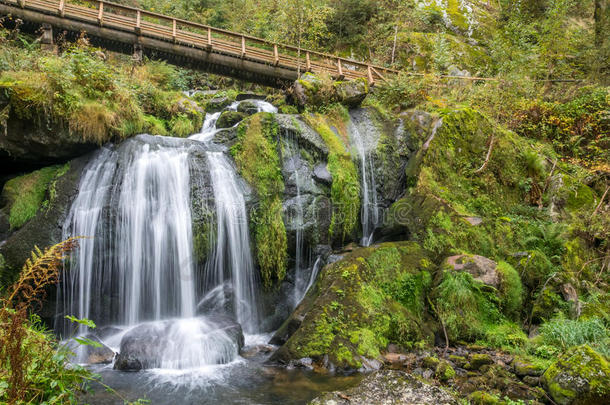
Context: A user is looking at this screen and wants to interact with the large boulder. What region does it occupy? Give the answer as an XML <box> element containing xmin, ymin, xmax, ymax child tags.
<box><xmin>334</xmin><ymin>79</ymin><xmax>369</xmax><ymax>108</ymax></box>
<box><xmin>269</xmin><ymin>242</ymin><xmax>436</xmax><ymax>371</ymax></box>
<box><xmin>114</xmin><ymin>316</ymin><xmax>244</xmax><ymax>371</ymax></box>
<box><xmin>309</xmin><ymin>370</ymin><xmax>458</xmax><ymax>405</ymax></box>
<box><xmin>216</xmin><ymin>111</ymin><xmax>246</xmax><ymax>129</ymax></box>
<box><xmin>541</xmin><ymin>345</ymin><xmax>610</xmax><ymax>405</ymax></box>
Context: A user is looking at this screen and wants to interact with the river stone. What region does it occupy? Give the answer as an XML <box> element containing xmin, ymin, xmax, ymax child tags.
<box><xmin>444</xmin><ymin>255</ymin><xmax>499</xmax><ymax>289</ymax></box>
<box><xmin>206</xmin><ymin>96</ymin><xmax>232</xmax><ymax>112</ymax></box>
<box><xmin>114</xmin><ymin>316</ymin><xmax>244</xmax><ymax>371</ymax></box>
<box><xmin>541</xmin><ymin>345</ymin><xmax>610</xmax><ymax>405</ymax></box>
<box><xmin>308</xmin><ymin>370</ymin><xmax>458</xmax><ymax>405</ymax></box>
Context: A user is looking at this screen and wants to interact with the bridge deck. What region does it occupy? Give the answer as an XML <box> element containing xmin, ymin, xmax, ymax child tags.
<box><xmin>0</xmin><ymin>0</ymin><xmax>397</xmax><ymax>87</ymax></box>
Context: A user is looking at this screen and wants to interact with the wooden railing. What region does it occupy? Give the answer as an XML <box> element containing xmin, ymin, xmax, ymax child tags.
<box><xmin>4</xmin><ymin>0</ymin><xmax>398</xmax><ymax>84</ymax></box>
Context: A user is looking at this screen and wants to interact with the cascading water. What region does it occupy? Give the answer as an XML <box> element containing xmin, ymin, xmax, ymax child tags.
<box><xmin>204</xmin><ymin>152</ymin><xmax>260</xmax><ymax>333</ymax></box>
<box><xmin>349</xmin><ymin>111</ymin><xmax>380</xmax><ymax>247</ymax></box>
<box><xmin>59</xmin><ymin>139</ymin><xmax>198</xmax><ymax>332</ymax></box>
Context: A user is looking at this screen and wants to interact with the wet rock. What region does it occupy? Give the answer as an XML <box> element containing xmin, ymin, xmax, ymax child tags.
<box><xmin>449</xmin><ymin>355</ymin><xmax>468</xmax><ymax>368</ymax></box>
<box><xmin>114</xmin><ymin>316</ymin><xmax>244</xmax><ymax>371</ymax></box>
<box><xmin>240</xmin><ymin>344</ymin><xmax>275</xmax><ymax>359</ymax></box>
<box><xmin>541</xmin><ymin>345</ymin><xmax>610</xmax><ymax>405</ymax></box>
<box><xmin>236</xmin><ymin>93</ymin><xmax>267</xmax><ymax>101</ymax></box>
<box><xmin>308</xmin><ymin>370</ymin><xmax>458</xmax><ymax>405</ymax></box>
<box><xmin>213</xmin><ymin>127</ymin><xmax>238</xmax><ymax>146</ymax></box>
<box><xmin>216</xmin><ymin>111</ymin><xmax>246</xmax><ymax>129</ymax></box>
<box><xmin>292</xmin><ymin>73</ymin><xmax>368</xmax><ymax>109</ymax></box>
<box><xmin>237</xmin><ymin>101</ymin><xmax>259</xmax><ymax>115</ymax></box>
<box><xmin>444</xmin><ymin>255</ymin><xmax>499</xmax><ymax>289</ymax></box>
<box><xmin>275</xmin><ymin>114</ymin><xmax>329</xmax><ymax>155</ymax></box>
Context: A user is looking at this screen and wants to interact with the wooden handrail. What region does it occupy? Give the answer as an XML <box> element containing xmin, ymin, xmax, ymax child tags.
<box><xmin>76</xmin><ymin>0</ymin><xmax>397</xmax><ymax>76</ymax></box>
<box><xmin>1</xmin><ymin>0</ymin><xmax>398</xmax><ymax>82</ymax></box>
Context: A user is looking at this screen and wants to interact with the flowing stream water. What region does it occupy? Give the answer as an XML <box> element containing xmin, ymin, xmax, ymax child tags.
<box><xmin>58</xmin><ymin>100</ymin><xmax>358</xmax><ymax>403</ymax></box>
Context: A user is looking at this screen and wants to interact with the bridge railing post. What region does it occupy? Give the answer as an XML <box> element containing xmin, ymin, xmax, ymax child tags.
<box><xmin>172</xmin><ymin>19</ymin><xmax>177</xmax><ymax>42</ymax></box>
<box><xmin>58</xmin><ymin>0</ymin><xmax>65</xmax><ymax>17</ymax></box>
<box><xmin>97</xmin><ymin>1</ymin><xmax>104</xmax><ymax>26</ymax></box>
<box><xmin>367</xmin><ymin>65</ymin><xmax>375</xmax><ymax>86</ymax></box>
<box><xmin>273</xmin><ymin>44</ymin><xmax>279</xmax><ymax>66</ymax></box>
<box><xmin>337</xmin><ymin>58</ymin><xmax>344</xmax><ymax>80</ymax></box>
<box><xmin>135</xmin><ymin>10</ymin><xmax>141</xmax><ymax>34</ymax></box>
<box><xmin>18</xmin><ymin>0</ymin><xmax>25</xmax><ymax>8</ymax></box>
<box><xmin>207</xmin><ymin>27</ymin><xmax>212</xmax><ymax>49</ymax></box>
<box><xmin>241</xmin><ymin>35</ymin><xmax>246</xmax><ymax>58</ymax></box>
<box><xmin>306</xmin><ymin>52</ymin><xmax>311</xmax><ymax>72</ymax></box>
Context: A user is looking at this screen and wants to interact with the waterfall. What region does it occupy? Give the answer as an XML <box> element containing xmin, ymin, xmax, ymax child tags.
<box><xmin>58</xmin><ymin>137</ymin><xmax>198</xmax><ymax>334</ymax></box>
<box><xmin>204</xmin><ymin>152</ymin><xmax>260</xmax><ymax>333</ymax></box>
<box><xmin>349</xmin><ymin>112</ymin><xmax>380</xmax><ymax>247</ymax></box>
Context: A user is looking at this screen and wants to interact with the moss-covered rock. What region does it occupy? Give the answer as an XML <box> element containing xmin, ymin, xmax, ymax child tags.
<box><xmin>292</xmin><ymin>73</ymin><xmax>369</xmax><ymax>109</ymax></box>
<box><xmin>1</xmin><ymin>164</ymin><xmax>70</xmax><ymax>230</ymax></box>
<box><xmin>304</xmin><ymin>108</ymin><xmax>360</xmax><ymax>245</ymax></box>
<box><xmin>0</xmin><ymin>157</ymin><xmax>88</xmax><ymax>287</ymax></box>
<box><xmin>468</xmin><ymin>353</ymin><xmax>494</xmax><ymax>370</ymax></box>
<box><xmin>467</xmin><ymin>391</ymin><xmax>503</xmax><ymax>405</ymax></box>
<box><xmin>217</xmin><ymin>110</ymin><xmax>246</xmax><ymax>129</ymax></box>
<box><xmin>436</xmin><ymin>360</ymin><xmax>456</xmax><ymax>381</ymax></box>
<box><xmin>513</xmin><ymin>357</ymin><xmax>547</xmax><ymax>377</ymax></box>
<box><xmin>541</xmin><ymin>345</ymin><xmax>610</xmax><ymax>405</ymax></box>
<box><xmin>270</xmin><ymin>241</ymin><xmax>435</xmax><ymax>370</ymax></box>
<box><xmin>231</xmin><ymin>113</ymin><xmax>287</xmax><ymax>287</ymax></box>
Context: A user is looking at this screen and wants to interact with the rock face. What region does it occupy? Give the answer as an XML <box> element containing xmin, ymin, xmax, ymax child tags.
<box><xmin>216</xmin><ymin>111</ymin><xmax>246</xmax><ymax>128</ymax></box>
<box><xmin>443</xmin><ymin>255</ymin><xmax>499</xmax><ymax>288</ymax></box>
<box><xmin>541</xmin><ymin>345</ymin><xmax>610</xmax><ymax>405</ymax></box>
<box><xmin>114</xmin><ymin>316</ymin><xmax>244</xmax><ymax>371</ymax></box>
<box><xmin>309</xmin><ymin>370</ymin><xmax>458</xmax><ymax>405</ymax></box>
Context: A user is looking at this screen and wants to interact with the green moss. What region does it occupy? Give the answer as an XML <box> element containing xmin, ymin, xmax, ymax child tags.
<box><xmin>435</xmin><ymin>360</ymin><xmax>456</xmax><ymax>381</ymax></box>
<box><xmin>304</xmin><ymin>109</ymin><xmax>360</xmax><ymax>244</ymax></box>
<box><xmin>433</xmin><ymin>270</ymin><xmax>503</xmax><ymax>342</ymax></box>
<box><xmin>468</xmin><ymin>391</ymin><xmax>503</xmax><ymax>405</ymax></box>
<box><xmin>143</xmin><ymin>114</ymin><xmax>168</xmax><ymax>136</ymax></box>
<box><xmin>496</xmin><ymin>261</ymin><xmax>523</xmax><ymax>319</ymax></box>
<box><xmin>542</xmin><ymin>345</ymin><xmax>610</xmax><ymax>405</ymax></box>
<box><xmin>169</xmin><ymin>114</ymin><xmax>196</xmax><ymax>137</ymax></box>
<box><xmin>481</xmin><ymin>322</ymin><xmax>528</xmax><ymax>350</ymax></box>
<box><xmin>531</xmin><ymin>288</ymin><xmax>570</xmax><ymax>323</ymax></box>
<box><xmin>2</xmin><ymin>165</ymin><xmax>68</xmax><ymax>230</ymax></box>
<box><xmin>216</xmin><ymin>110</ymin><xmax>246</xmax><ymax>129</ymax></box>
<box><xmin>274</xmin><ymin>242</ymin><xmax>433</xmax><ymax>369</ymax></box>
<box><xmin>231</xmin><ymin>113</ymin><xmax>287</xmax><ymax>287</ymax></box>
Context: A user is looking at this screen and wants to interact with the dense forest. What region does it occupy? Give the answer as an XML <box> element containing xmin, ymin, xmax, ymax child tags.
<box><xmin>0</xmin><ymin>1</ymin><xmax>608</xmax><ymax>404</ymax></box>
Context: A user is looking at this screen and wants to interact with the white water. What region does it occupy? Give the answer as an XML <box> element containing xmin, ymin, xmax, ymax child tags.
<box><xmin>349</xmin><ymin>113</ymin><xmax>380</xmax><ymax>247</ymax></box>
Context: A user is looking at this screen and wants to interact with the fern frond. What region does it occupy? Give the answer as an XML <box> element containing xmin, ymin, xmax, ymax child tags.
<box><xmin>2</xmin><ymin>237</ymin><xmax>81</xmax><ymax>310</ymax></box>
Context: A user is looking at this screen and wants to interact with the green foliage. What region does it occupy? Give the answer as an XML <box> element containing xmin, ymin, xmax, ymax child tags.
<box><xmin>539</xmin><ymin>317</ymin><xmax>609</xmax><ymax>352</ymax></box>
<box><xmin>496</xmin><ymin>261</ymin><xmax>524</xmax><ymax>319</ymax></box>
<box><xmin>0</xmin><ymin>31</ymin><xmax>202</xmax><ymax>144</ymax></box>
<box><xmin>2</xmin><ymin>165</ymin><xmax>68</xmax><ymax>230</ymax></box>
<box><xmin>481</xmin><ymin>322</ymin><xmax>528</xmax><ymax>350</ymax></box>
<box><xmin>232</xmin><ymin>113</ymin><xmax>287</xmax><ymax>287</ymax></box>
<box><xmin>433</xmin><ymin>271</ymin><xmax>503</xmax><ymax>342</ymax></box>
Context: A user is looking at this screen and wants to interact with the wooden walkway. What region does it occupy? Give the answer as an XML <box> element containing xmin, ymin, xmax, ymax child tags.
<box><xmin>0</xmin><ymin>0</ymin><xmax>397</xmax><ymax>87</ymax></box>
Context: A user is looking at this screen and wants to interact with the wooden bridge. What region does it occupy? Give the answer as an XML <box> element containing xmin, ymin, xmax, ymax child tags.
<box><xmin>0</xmin><ymin>0</ymin><xmax>397</xmax><ymax>87</ymax></box>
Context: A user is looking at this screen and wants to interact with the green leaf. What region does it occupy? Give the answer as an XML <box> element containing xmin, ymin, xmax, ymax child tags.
<box><xmin>65</xmin><ymin>315</ymin><xmax>96</xmax><ymax>329</ymax></box>
<box><xmin>74</xmin><ymin>337</ymin><xmax>103</xmax><ymax>348</ymax></box>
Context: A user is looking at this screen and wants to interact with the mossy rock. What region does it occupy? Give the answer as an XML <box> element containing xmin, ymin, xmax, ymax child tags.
<box><xmin>541</xmin><ymin>345</ymin><xmax>610</xmax><ymax>405</ymax></box>
<box><xmin>0</xmin><ymin>156</ymin><xmax>88</xmax><ymax>287</ymax></box>
<box><xmin>423</xmin><ymin>356</ymin><xmax>440</xmax><ymax>369</ymax></box>
<box><xmin>468</xmin><ymin>391</ymin><xmax>504</xmax><ymax>405</ymax></box>
<box><xmin>435</xmin><ymin>360</ymin><xmax>456</xmax><ymax>381</ymax></box>
<box><xmin>237</xmin><ymin>101</ymin><xmax>260</xmax><ymax>115</ymax></box>
<box><xmin>513</xmin><ymin>357</ymin><xmax>547</xmax><ymax>377</ymax></box>
<box><xmin>216</xmin><ymin>111</ymin><xmax>246</xmax><ymax>129</ymax></box>
<box><xmin>469</xmin><ymin>353</ymin><xmax>494</xmax><ymax>370</ymax></box>
<box><xmin>270</xmin><ymin>241</ymin><xmax>435</xmax><ymax>371</ymax></box>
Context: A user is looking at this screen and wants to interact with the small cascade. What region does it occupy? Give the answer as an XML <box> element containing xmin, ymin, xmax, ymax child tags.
<box><xmin>204</xmin><ymin>152</ymin><xmax>260</xmax><ymax>333</ymax></box>
<box><xmin>349</xmin><ymin>111</ymin><xmax>380</xmax><ymax>247</ymax></box>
